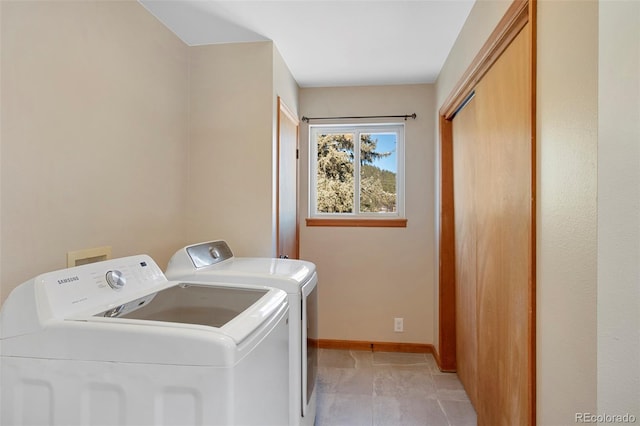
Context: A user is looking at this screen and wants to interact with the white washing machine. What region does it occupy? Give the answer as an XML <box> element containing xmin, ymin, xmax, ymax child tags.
<box><xmin>0</xmin><ymin>255</ymin><xmax>289</xmax><ymax>426</ymax></box>
<box><xmin>166</xmin><ymin>241</ymin><xmax>318</xmax><ymax>426</ymax></box>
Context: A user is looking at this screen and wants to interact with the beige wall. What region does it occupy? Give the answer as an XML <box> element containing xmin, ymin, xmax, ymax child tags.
<box><xmin>273</xmin><ymin>46</ymin><xmax>299</xmax><ymax>119</ymax></box>
<box><xmin>597</xmin><ymin>0</ymin><xmax>640</xmax><ymax>417</ymax></box>
<box><xmin>0</xmin><ymin>0</ymin><xmax>189</xmax><ymax>304</ymax></box>
<box><xmin>537</xmin><ymin>1</ymin><xmax>598</xmax><ymax>422</ymax></box>
<box><xmin>435</xmin><ymin>0</ymin><xmax>601</xmax><ymax>423</ymax></box>
<box><xmin>187</xmin><ymin>41</ymin><xmax>298</xmax><ymax>257</ymax></box>
<box><xmin>187</xmin><ymin>41</ymin><xmax>272</xmax><ymax>257</ymax></box>
<box><xmin>299</xmin><ymin>84</ymin><xmax>435</xmax><ymax>344</ymax></box>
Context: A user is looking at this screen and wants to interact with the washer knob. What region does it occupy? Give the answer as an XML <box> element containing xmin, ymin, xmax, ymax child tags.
<box><xmin>105</xmin><ymin>270</ymin><xmax>125</xmax><ymax>290</ymax></box>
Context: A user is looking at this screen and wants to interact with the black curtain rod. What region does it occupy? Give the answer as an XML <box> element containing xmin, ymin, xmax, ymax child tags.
<box><xmin>301</xmin><ymin>113</ymin><xmax>417</xmax><ymax>123</ymax></box>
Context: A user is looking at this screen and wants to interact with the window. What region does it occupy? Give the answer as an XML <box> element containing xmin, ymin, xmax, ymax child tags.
<box><xmin>309</xmin><ymin>123</ymin><xmax>405</xmax><ymax>225</ymax></box>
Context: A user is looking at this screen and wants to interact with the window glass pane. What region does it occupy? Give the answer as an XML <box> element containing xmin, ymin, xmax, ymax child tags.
<box><xmin>316</xmin><ymin>133</ymin><xmax>355</xmax><ymax>213</ymax></box>
<box><xmin>359</xmin><ymin>132</ymin><xmax>397</xmax><ymax>213</ymax></box>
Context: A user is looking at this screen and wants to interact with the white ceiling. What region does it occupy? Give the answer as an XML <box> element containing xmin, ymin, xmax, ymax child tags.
<box><xmin>139</xmin><ymin>0</ymin><xmax>475</xmax><ymax>88</ymax></box>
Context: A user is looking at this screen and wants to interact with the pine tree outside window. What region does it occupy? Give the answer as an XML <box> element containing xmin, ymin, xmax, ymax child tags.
<box><xmin>309</xmin><ymin>124</ymin><xmax>405</xmax><ymax>219</ymax></box>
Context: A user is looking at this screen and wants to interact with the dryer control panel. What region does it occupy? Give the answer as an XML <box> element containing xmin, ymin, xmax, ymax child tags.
<box><xmin>183</xmin><ymin>240</ymin><xmax>234</xmax><ymax>268</ymax></box>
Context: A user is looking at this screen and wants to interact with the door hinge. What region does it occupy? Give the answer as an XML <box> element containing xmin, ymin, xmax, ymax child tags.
<box><xmin>296</xmin><ymin>148</ymin><xmax>299</xmax><ymax>159</ymax></box>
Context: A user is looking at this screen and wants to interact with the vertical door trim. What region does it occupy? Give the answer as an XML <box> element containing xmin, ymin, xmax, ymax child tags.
<box><xmin>277</xmin><ymin>96</ymin><xmax>300</xmax><ymax>259</ymax></box>
<box><xmin>437</xmin><ymin>0</ymin><xmax>536</xmax><ymax>423</ymax></box>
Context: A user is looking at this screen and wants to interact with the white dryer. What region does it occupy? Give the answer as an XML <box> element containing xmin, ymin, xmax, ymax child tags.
<box><xmin>166</xmin><ymin>241</ymin><xmax>318</xmax><ymax>426</ymax></box>
<box><xmin>0</xmin><ymin>255</ymin><xmax>289</xmax><ymax>426</ymax></box>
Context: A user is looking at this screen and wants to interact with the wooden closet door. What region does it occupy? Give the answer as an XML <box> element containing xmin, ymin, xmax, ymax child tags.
<box><xmin>451</xmin><ymin>23</ymin><xmax>532</xmax><ymax>426</ymax></box>
<box><xmin>474</xmin><ymin>24</ymin><xmax>532</xmax><ymax>426</ymax></box>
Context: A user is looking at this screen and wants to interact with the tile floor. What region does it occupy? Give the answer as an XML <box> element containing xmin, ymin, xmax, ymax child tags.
<box><xmin>315</xmin><ymin>349</ymin><xmax>477</xmax><ymax>426</ymax></box>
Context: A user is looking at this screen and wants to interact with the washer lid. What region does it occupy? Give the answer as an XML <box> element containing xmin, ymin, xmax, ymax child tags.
<box><xmin>0</xmin><ymin>255</ymin><xmax>285</xmax><ymax>344</ymax></box>
<box><xmin>0</xmin><ymin>255</ymin><xmax>289</xmax><ymax>365</ymax></box>
<box><xmin>96</xmin><ymin>283</ymin><xmax>276</xmax><ymax>344</ymax></box>
<box><xmin>0</xmin><ymin>287</ymin><xmax>288</xmax><ymax>365</ymax></box>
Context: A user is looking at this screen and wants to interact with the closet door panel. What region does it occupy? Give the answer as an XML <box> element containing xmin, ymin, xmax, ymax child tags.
<box><xmin>474</xmin><ymin>24</ymin><xmax>532</xmax><ymax>426</ymax></box>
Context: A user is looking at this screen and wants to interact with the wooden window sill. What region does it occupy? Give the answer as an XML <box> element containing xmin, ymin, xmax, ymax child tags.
<box><xmin>305</xmin><ymin>218</ymin><xmax>407</xmax><ymax>228</ymax></box>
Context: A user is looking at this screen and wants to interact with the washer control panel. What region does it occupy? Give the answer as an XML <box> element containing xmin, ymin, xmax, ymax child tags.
<box><xmin>36</xmin><ymin>255</ymin><xmax>168</xmax><ymax>319</ymax></box>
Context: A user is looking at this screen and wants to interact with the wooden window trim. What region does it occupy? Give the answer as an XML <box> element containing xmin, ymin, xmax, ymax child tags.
<box><xmin>305</xmin><ymin>218</ymin><xmax>407</xmax><ymax>228</ymax></box>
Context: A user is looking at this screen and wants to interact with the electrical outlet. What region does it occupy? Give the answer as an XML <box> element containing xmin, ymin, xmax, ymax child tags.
<box><xmin>394</xmin><ymin>317</ymin><xmax>404</xmax><ymax>332</ymax></box>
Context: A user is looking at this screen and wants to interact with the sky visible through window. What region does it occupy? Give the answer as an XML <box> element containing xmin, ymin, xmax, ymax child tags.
<box><xmin>369</xmin><ymin>133</ymin><xmax>397</xmax><ymax>172</ymax></box>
